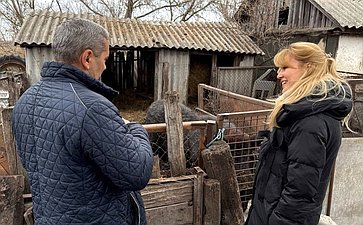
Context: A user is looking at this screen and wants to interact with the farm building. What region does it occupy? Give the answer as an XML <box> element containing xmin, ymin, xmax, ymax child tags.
<box><xmin>14</xmin><ymin>9</ymin><xmax>264</xmax><ymax>104</ymax></box>
<box><xmin>236</xmin><ymin>0</ymin><xmax>363</xmax><ymax>76</ymax></box>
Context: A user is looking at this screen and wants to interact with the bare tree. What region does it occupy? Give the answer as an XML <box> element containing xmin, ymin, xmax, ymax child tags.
<box><xmin>76</xmin><ymin>0</ymin><xmax>217</xmax><ymax>21</ymax></box>
<box><xmin>0</xmin><ymin>0</ymin><xmax>63</xmax><ymax>41</ymax></box>
<box><xmin>0</xmin><ymin>0</ymin><xmax>33</xmax><ymax>39</ymax></box>
<box><xmin>0</xmin><ymin>0</ymin><xmax>222</xmax><ymax>41</ymax></box>
<box><xmin>169</xmin><ymin>0</ymin><xmax>216</xmax><ymax>22</ymax></box>
<box><xmin>213</xmin><ymin>0</ymin><xmax>241</xmax><ymax>22</ymax></box>
<box><xmin>232</xmin><ymin>0</ymin><xmax>293</xmax><ymax>64</ymax></box>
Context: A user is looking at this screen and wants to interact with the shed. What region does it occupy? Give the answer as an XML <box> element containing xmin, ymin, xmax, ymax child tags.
<box><xmin>236</xmin><ymin>0</ymin><xmax>363</xmax><ymax>76</ymax></box>
<box><xmin>15</xmin><ymin>10</ymin><xmax>263</xmax><ymax>104</ymax></box>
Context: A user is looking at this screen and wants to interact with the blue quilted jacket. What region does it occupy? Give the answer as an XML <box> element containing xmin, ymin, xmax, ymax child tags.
<box><xmin>12</xmin><ymin>62</ymin><xmax>153</xmax><ymax>225</ymax></box>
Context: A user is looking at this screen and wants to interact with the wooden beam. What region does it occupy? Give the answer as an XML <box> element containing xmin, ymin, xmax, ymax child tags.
<box><xmin>143</xmin><ymin>121</ymin><xmax>210</xmax><ymax>133</ymax></box>
<box><xmin>164</xmin><ymin>92</ymin><xmax>186</xmax><ymax>176</ymax></box>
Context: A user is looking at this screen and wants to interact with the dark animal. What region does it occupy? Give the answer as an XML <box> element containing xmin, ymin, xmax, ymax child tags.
<box><xmin>144</xmin><ymin>99</ymin><xmax>213</xmax><ymax>169</ymax></box>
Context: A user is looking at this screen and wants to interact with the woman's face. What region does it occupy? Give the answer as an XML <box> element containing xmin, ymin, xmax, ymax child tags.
<box><xmin>276</xmin><ymin>56</ymin><xmax>306</xmax><ymax>93</ymax></box>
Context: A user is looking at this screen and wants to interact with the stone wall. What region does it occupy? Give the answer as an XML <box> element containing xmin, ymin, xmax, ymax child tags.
<box><xmin>327</xmin><ymin>138</ymin><xmax>363</xmax><ymax>225</ymax></box>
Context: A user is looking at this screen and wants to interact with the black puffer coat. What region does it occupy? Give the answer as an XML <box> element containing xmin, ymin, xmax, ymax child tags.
<box><xmin>12</xmin><ymin>62</ymin><xmax>153</xmax><ymax>225</ymax></box>
<box><xmin>246</xmin><ymin>85</ymin><xmax>352</xmax><ymax>225</ymax></box>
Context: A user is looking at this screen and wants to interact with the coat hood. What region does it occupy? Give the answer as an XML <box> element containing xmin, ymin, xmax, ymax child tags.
<box><xmin>276</xmin><ymin>83</ymin><xmax>353</xmax><ymax>127</ymax></box>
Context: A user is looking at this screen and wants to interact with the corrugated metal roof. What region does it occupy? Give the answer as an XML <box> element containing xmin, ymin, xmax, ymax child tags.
<box><xmin>15</xmin><ymin>10</ymin><xmax>264</xmax><ymax>55</ymax></box>
<box><xmin>311</xmin><ymin>0</ymin><xmax>363</xmax><ymax>29</ymax></box>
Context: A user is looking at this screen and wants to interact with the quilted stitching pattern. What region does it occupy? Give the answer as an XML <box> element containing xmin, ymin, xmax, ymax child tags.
<box><xmin>12</xmin><ymin>62</ymin><xmax>153</xmax><ymax>225</ymax></box>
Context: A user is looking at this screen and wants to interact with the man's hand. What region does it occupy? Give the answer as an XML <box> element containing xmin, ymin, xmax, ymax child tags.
<box><xmin>122</xmin><ymin>118</ymin><xmax>130</xmax><ymax>124</ymax></box>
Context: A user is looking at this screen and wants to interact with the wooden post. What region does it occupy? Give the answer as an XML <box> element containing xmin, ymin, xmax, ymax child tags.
<box><xmin>2</xmin><ymin>107</ymin><xmax>22</xmax><ymax>175</ymax></box>
<box><xmin>1</xmin><ymin>107</ymin><xmax>30</xmax><ymax>193</ymax></box>
<box><xmin>201</xmin><ymin>141</ymin><xmax>244</xmax><ymax>225</ymax></box>
<box><xmin>164</xmin><ymin>91</ymin><xmax>186</xmax><ymax>176</ymax></box>
<box><xmin>8</xmin><ymin>72</ymin><xmax>21</xmax><ymax>106</ymax></box>
<box><xmin>198</xmin><ymin>84</ymin><xmax>204</xmax><ymax>109</ymax></box>
<box><xmin>203</xmin><ymin>179</ymin><xmax>221</xmax><ymax>225</ymax></box>
<box><xmin>0</xmin><ymin>175</ymin><xmax>24</xmax><ymax>225</ymax></box>
<box><xmin>193</xmin><ymin>167</ymin><xmax>205</xmax><ymax>225</ymax></box>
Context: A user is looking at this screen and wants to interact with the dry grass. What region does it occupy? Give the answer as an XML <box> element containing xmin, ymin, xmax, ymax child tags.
<box><xmin>113</xmin><ymin>91</ymin><xmax>154</xmax><ymax>123</ymax></box>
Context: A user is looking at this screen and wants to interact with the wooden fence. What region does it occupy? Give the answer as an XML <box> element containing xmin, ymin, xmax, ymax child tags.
<box><xmin>1</xmin><ymin>89</ymin><xmax>229</xmax><ymax>225</ymax></box>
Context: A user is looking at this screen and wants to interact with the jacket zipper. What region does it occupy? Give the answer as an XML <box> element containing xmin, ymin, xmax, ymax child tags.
<box><xmin>130</xmin><ymin>192</ymin><xmax>141</xmax><ymax>225</ymax></box>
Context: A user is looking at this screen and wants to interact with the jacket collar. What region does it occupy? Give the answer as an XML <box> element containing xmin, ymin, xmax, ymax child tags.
<box><xmin>276</xmin><ymin>83</ymin><xmax>353</xmax><ymax>127</ymax></box>
<box><xmin>41</xmin><ymin>61</ymin><xmax>118</xmax><ymax>101</ymax></box>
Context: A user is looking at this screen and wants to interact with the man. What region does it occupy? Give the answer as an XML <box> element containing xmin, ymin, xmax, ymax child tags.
<box><xmin>12</xmin><ymin>18</ymin><xmax>153</xmax><ymax>225</ymax></box>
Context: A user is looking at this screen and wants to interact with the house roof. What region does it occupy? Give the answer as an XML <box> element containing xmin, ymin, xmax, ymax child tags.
<box><xmin>15</xmin><ymin>10</ymin><xmax>264</xmax><ymax>55</ymax></box>
<box><xmin>311</xmin><ymin>0</ymin><xmax>363</xmax><ymax>29</ymax></box>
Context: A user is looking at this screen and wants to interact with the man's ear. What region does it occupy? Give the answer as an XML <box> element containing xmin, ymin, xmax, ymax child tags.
<box><xmin>80</xmin><ymin>49</ymin><xmax>93</xmax><ymax>70</ymax></box>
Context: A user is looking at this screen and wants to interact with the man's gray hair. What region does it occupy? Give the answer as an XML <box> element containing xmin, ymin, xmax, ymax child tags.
<box><xmin>52</xmin><ymin>18</ymin><xmax>109</xmax><ymax>64</ymax></box>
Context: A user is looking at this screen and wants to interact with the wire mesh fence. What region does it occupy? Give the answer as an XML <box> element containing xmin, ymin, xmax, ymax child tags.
<box><xmin>217</xmin><ymin>110</ymin><xmax>271</xmax><ymax>210</ymax></box>
<box><xmin>198</xmin><ymin>83</ymin><xmax>274</xmax><ymax>210</ymax></box>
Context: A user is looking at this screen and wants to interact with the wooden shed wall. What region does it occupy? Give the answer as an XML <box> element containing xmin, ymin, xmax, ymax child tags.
<box><xmin>216</xmin><ymin>56</ymin><xmax>255</xmax><ymax>96</ymax></box>
<box><xmin>287</xmin><ymin>0</ymin><xmax>335</xmax><ymax>29</ymax></box>
<box><xmin>155</xmin><ymin>49</ymin><xmax>190</xmax><ymax>103</ymax></box>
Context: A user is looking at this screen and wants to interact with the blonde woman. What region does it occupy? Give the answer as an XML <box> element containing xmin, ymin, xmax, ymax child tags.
<box><xmin>245</xmin><ymin>42</ymin><xmax>352</xmax><ymax>225</ymax></box>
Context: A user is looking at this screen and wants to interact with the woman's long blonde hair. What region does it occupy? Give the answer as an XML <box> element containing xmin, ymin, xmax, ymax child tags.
<box><xmin>269</xmin><ymin>42</ymin><xmax>350</xmax><ymax>128</ymax></box>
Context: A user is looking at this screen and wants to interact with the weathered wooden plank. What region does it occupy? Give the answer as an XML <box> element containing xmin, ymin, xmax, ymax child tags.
<box><xmin>203</xmin><ymin>179</ymin><xmax>221</xmax><ymax>225</ymax></box>
<box><xmin>202</xmin><ymin>141</ymin><xmax>244</xmax><ymax>225</ymax></box>
<box><xmin>164</xmin><ymin>92</ymin><xmax>186</xmax><ymax>176</ymax></box>
<box><xmin>1</xmin><ymin>107</ymin><xmax>21</xmax><ymax>175</ymax></box>
<box><xmin>0</xmin><ymin>175</ymin><xmax>24</xmax><ymax>225</ymax></box>
<box><xmin>142</xmin><ymin>179</ymin><xmax>193</xmax><ymax>209</ymax></box>
<box><xmin>309</xmin><ymin>5</ymin><xmax>317</xmax><ymax>28</ymax></box>
<box><xmin>143</xmin><ymin>169</ymin><xmax>204</xmax><ymax>225</ymax></box>
<box><xmin>193</xmin><ymin>167</ymin><xmax>205</xmax><ymax>225</ymax></box>
<box><xmin>303</xmin><ymin>0</ymin><xmax>311</xmax><ymax>27</ymax></box>
<box><xmin>162</xmin><ymin>62</ymin><xmax>169</xmax><ymax>99</ymax></box>
<box><xmin>315</xmin><ymin>10</ymin><xmax>322</xmax><ymax>27</ymax></box>
<box><xmin>143</xmin><ymin>121</ymin><xmax>210</xmax><ymax>133</ymax></box>
<box><xmin>151</xmin><ymin>156</ymin><xmax>161</xmax><ymax>179</ymax></box>
<box><xmin>8</xmin><ymin>75</ymin><xmax>21</xmax><ymax>107</ymax></box>
<box><xmin>146</xmin><ymin>202</ymin><xmax>193</xmax><ymax>225</ymax></box>
<box><xmin>289</xmin><ymin>0</ymin><xmax>298</xmax><ymax>27</ymax></box>
<box><xmin>298</xmin><ymin>0</ymin><xmax>304</xmax><ymax>27</ymax></box>
<box><xmin>1</xmin><ymin>107</ymin><xmax>30</xmax><ymax>193</ymax></box>
<box><xmin>198</xmin><ymin>84</ymin><xmax>204</xmax><ymax>110</ymax></box>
